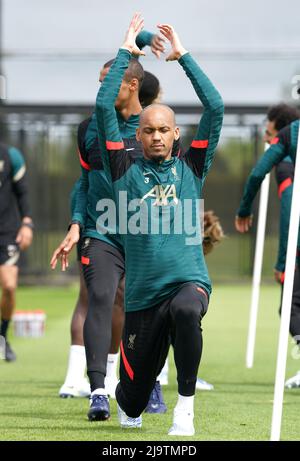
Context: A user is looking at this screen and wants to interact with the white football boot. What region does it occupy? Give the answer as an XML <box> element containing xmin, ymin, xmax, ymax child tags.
<box><xmin>117</xmin><ymin>404</ymin><xmax>142</xmax><ymax>428</ymax></box>
<box><xmin>285</xmin><ymin>370</ymin><xmax>300</xmax><ymax>389</ymax></box>
<box><xmin>168</xmin><ymin>408</ymin><xmax>195</xmax><ymax>436</ymax></box>
<box><xmin>59</xmin><ymin>378</ymin><xmax>91</xmax><ymax>398</ymax></box>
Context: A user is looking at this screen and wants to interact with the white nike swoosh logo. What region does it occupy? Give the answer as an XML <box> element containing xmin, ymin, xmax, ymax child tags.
<box><xmin>125</xmin><ymin>148</ymin><xmax>135</xmax><ymax>151</ymax></box>
<box><xmin>143</xmin><ymin>172</ymin><xmax>151</xmax><ymax>176</ymax></box>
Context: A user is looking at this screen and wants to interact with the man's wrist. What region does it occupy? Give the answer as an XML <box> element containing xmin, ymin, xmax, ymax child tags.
<box><xmin>236</xmin><ymin>209</ymin><xmax>251</xmax><ymax>218</ymax></box>
<box><xmin>21</xmin><ymin>218</ymin><xmax>34</xmax><ymax>230</ymax></box>
<box><xmin>68</xmin><ymin>221</ymin><xmax>82</xmax><ymax>232</ymax></box>
<box><xmin>120</xmin><ymin>45</ymin><xmax>134</xmax><ymax>55</ymax></box>
<box><xmin>177</xmin><ymin>48</ymin><xmax>188</xmax><ymax>59</ymax></box>
<box><xmin>137</xmin><ymin>30</ymin><xmax>153</xmax><ymax>47</ymax></box>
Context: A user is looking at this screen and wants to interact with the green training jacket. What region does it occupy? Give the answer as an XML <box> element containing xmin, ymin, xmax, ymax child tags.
<box><xmin>96</xmin><ymin>48</ymin><xmax>224</xmax><ymax>312</ymax></box>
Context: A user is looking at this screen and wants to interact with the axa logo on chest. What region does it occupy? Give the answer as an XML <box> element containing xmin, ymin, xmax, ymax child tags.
<box><xmin>95</xmin><ymin>190</ymin><xmax>204</xmax><ymax>246</ymax></box>
<box><xmin>140</xmin><ymin>184</ymin><xmax>178</xmax><ymax>206</ymax></box>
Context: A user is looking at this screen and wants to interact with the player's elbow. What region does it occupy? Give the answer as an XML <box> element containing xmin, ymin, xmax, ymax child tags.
<box><xmin>210</xmin><ymin>96</ymin><xmax>224</xmax><ymax>116</ymax></box>
<box><xmin>95</xmin><ymin>87</ymin><xmax>111</xmax><ymax>112</ymax></box>
<box><xmin>95</xmin><ymin>93</ymin><xmax>105</xmax><ymax>115</ymax></box>
<box><xmin>251</xmin><ymin>170</ymin><xmax>265</xmax><ymax>185</ymax></box>
<box><xmin>97</xmin><ymin>94</ymin><xmax>113</xmax><ymax>113</ymax></box>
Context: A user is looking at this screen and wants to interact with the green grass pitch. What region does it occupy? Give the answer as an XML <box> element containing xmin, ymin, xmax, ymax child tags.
<box><xmin>1</xmin><ymin>284</ymin><xmax>300</xmax><ymax>441</ymax></box>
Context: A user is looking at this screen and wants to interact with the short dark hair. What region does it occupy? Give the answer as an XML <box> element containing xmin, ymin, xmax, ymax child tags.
<box><xmin>103</xmin><ymin>57</ymin><xmax>144</xmax><ymax>89</ymax></box>
<box><xmin>267</xmin><ymin>103</ymin><xmax>300</xmax><ymax>131</ymax></box>
<box><xmin>124</xmin><ymin>58</ymin><xmax>144</xmax><ymax>88</ymax></box>
<box><xmin>139</xmin><ymin>71</ymin><xmax>160</xmax><ymax>107</ymax></box>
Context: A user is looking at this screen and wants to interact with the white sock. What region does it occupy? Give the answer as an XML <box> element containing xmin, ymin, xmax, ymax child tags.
<box><xmin>175</xmin><ymin>394</ymin><xmax>194</xmax><ymax>414</ymax></box>
<box><xmin>64</xmin><ymin>345</ymin><xmax>86</xmax><ymax>386</ymax></box>
<box><xmin>106</xmin><ymin>353</ymin><xmax>119</xmax><ymax>380</ymax></box>
<box><xmin>91</xmin><ymin>388</ymin><xmax>107</xmax><ymax>397</ymax></box>
<box><xmin>158</xmin><ymin>357</ymin><xmax>169</xmax><ymax>380</ymax></box>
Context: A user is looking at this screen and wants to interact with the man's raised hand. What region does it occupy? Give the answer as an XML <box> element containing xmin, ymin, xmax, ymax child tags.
<box><xmin>157</xmin><ymin>24</ymin><xmax>188</xmax><ymax>61</ymax></box>
<box><xmin>150</xmin><ymin>34</ymin><xmax>166</xmax><ymax>59</ymax></box>
<box><xmin>122</xmin><ymin>12</ymin><xmax>145</xmax><ymax>56</ymax></box>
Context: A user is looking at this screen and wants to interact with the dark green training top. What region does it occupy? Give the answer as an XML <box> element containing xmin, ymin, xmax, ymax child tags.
<box><xmin>237</xmin><ymin>120</ymin><xmax>300</xmax><ymax>272</ymax></box>
<box><xmin>238</xmin><ymin>120</ymin><xmax>299</xmax><ymax>217</ymax></box>
<box><xmin>95</xmin><ymin>48</ymin><xmax>224</xmax><ymax>312</ymax></box>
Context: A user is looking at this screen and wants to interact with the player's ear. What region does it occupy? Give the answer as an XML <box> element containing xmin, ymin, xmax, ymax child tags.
<box><xmin>130</xmin><ymin>78</ymin><xmax>139</xmax><ymax>92</ymax></box>
<box><xmin>174</xmin><ymin>126</ymin><xmax>180</xmax><ymax>141</ymax></box>
<box><xmin>136</xmin><ymin>127</ymin><xmax>141</xmax><ymax>141</ymax></box>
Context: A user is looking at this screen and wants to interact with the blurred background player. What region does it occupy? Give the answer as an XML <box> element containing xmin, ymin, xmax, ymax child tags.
<box><xmin>235</xmin><ymin>102</ymin><xmax>300</xmax><ymax>388</ymax></box>
<box><xmin>0</xmin><ymin>142</ymin><xmax>33</xmax><ymax>362</ymax></box>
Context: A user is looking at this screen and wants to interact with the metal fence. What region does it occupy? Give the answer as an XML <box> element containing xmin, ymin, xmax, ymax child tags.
<box><xmin>0</xmin><ymin>103</ymin><xmax>290</xmax><ymax>284</ymax></box>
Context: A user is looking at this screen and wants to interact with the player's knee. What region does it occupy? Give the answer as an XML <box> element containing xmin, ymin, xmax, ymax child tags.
<box><xmin>90</xmin><ymin>286</ymin><xmax>114</xmax><ymax>312</ymax></box>
<box><xmin>179</xmin><ymin>307</ymin><xmax>197</xmax><ymax>325</ymax></box>
<box><xmin>122</xmin><ymin>396</ymin><xmax>149</xmax><ymax>418</ymax></box>
<box><xmin>171</xmin><ymin>300</ymin><xmax>204</xmax><ymax>328</ymax></box>
<box><xmin>117</xmin><ymin>380</ymin><xmax>151</xmax><ymax>418</ymax></box>
<box><xmin>2</xmin><ymin>283</ymin><xmax>17</xmax><ymax>296</ymax></box>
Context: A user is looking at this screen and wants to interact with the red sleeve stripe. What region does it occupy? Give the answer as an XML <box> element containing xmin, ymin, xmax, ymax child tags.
<box><xmin>120</xmin><ymin>340</ymin><xmax>134</xmax><ymax>381</ymax></box>
<box><xmin>106</xmin><ymin>140</ymin><xmax>124</xmax><ymax>150</ymax></box>
<box><xmin>271</xmin><ymin>137</ymin><xmax>279</xmax><ymax>145</ymax></box>
<box><xmin>81</xmin><ymin>256</ymin><xmax>90</xmax><ymax>266</ymax></box>
<box><xmin>191</xmin><ymin>140</ymin><xmax>209</xmax><ymax>149</ymax></box>
<box><xmin>78</xmin><ymin>149</ymin><xmax>91</xmax><ymax>171</ymax></box>
<box><xmin>278</xmin><ymin>177</ymin><xmax>292</xmax><ymax>198</ymax></box>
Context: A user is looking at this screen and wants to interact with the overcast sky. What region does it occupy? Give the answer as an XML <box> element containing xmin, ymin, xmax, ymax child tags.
<box><xmin>2</xmin><ymin>0</ymin><xmax>300</xmax><ymax>104</ymax></box>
